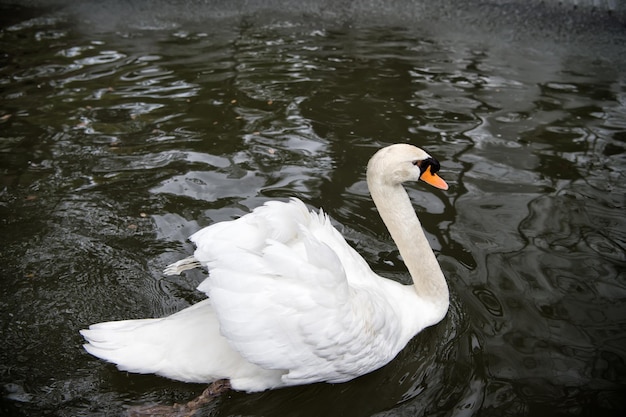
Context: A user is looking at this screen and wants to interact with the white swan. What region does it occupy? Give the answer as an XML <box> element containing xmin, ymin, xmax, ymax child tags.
<box><xmin>80</xmin><ymin>143</ymin><xmax>450</xmax><ymax>394</ymax></box>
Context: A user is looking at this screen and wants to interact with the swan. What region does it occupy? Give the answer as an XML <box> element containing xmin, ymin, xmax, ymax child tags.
<box><xmin>80</xmin><ymin>143</ymin><xmax>450</xmax><ymax>398</ymax></box>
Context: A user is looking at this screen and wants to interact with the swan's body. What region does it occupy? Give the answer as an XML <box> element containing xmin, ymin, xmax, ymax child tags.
<box><xmin>81</xmin><ymin>144</ymin><xmax>450</xmax><ymax>392</ymax></box>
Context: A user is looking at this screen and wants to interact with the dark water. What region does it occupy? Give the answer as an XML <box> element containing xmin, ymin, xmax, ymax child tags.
<box><xmin>1</xmin><ymin>1</ymin><xmax>625</xmax><ymax>416</ymax></box>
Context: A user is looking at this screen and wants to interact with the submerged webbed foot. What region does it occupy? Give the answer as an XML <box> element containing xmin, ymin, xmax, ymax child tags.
<box><xmin>127</xmin><ymin>380</ymin><xmax>231</xmax><ymax>417</ymax></box>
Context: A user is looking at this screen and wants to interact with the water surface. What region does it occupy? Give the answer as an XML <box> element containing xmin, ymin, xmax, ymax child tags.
<box><xmin>1</xmin><ymin>1</ymin><xmax>625</xmax><ymax>416</ymax></box>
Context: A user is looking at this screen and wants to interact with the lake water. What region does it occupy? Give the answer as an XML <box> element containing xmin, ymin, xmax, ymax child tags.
<box><xmin>1</xmin><ymin>1</ymin><xmax>625</xmax><ymax>416</ymax></box>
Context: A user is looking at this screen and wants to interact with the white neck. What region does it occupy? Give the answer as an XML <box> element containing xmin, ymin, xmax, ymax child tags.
<box><xmin>367</xmin><ymin>176</ymin><xmax>449</xmax><ymax>306</ymax></box>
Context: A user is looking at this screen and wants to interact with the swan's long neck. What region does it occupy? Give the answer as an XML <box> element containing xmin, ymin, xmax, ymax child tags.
<box><xmin>367</xmin><ymin>175</ymin><xmax>449</xmax><ymax>306</ymax></box>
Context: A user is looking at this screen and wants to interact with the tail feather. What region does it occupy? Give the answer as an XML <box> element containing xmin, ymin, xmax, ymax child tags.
<box><xmin>80</xmin><ymin>318</ymin><xmax>173</xmax><ymax>376</ymax></box>
<box><xmin>81</xmin><ymin>299</ymin><xmax>285</xmax><ymax>389</ymax></box>
<box><xmin>81</xmin><ymin>300</ymin><xmax>231</xmax><ymax>383</ymax></box>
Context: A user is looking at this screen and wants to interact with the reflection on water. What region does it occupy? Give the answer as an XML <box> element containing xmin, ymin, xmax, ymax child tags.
<box><xmin>1</xmin><ymin>1</ymin><xmax>625</xmax><ymax>416</ymax></box>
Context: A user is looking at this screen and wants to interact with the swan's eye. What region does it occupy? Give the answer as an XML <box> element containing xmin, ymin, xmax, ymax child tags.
<box><xmin>416</xmin><ymin>157</ymin><xmax>441</xmax><ymax>176</ymax></box>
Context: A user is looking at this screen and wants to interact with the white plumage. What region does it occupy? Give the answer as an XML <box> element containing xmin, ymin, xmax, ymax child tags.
<box><xmin>81</xmin><ymin>144</ymin><xmax>450</xmax><ymax>393</ymax></box>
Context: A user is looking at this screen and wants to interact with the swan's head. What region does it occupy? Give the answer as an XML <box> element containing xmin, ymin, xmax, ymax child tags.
<box><xmin>367</xmin><ymin>144</ymin><xmax>448</xmax><ymax>190</ymax></box>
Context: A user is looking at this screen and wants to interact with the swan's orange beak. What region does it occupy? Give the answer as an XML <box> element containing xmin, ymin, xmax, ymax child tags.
<box><xmin>421</xmin><ymin>166</ymin><xmax>449</xmax><ymax>190</ymax></box>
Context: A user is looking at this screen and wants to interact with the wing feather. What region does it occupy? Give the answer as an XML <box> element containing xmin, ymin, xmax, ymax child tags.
<box><xmin>189</xmin><ymin>199</ymin><xmax>406</xmax><ymax>384</ymax></box>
